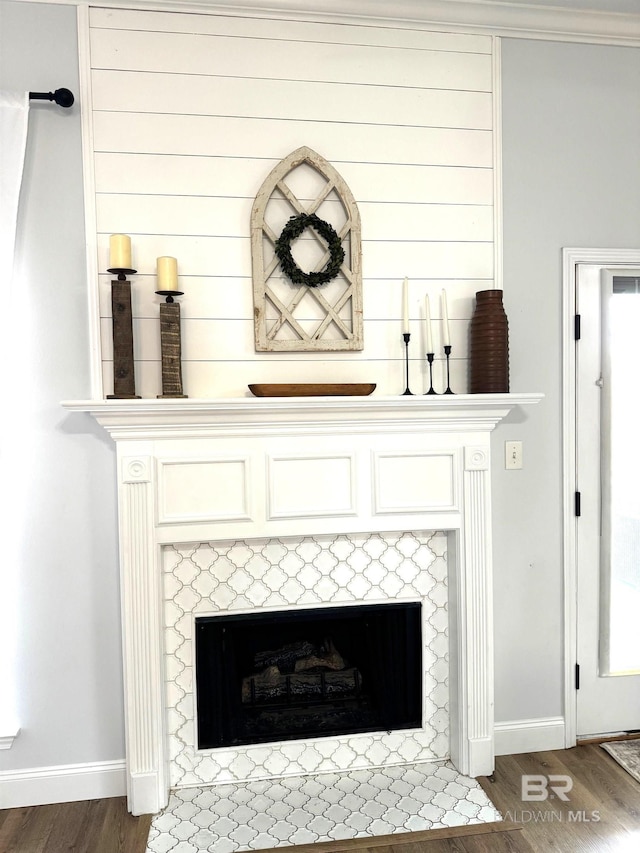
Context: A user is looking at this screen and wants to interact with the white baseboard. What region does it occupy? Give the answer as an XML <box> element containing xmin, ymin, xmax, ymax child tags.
<box><xmin>0</xmin><ymin>759</ymin><xmax>126</xmax><ymax>809</ymax></box>
<box><xmin>0</xmin><ymin>720</ymin><xmax>565</xmax><ymax>809</ymax></box>
<box><xmin>494</xmin><ymin>717</ymin><xmax>566</xmax><ymax>756</ymax></box>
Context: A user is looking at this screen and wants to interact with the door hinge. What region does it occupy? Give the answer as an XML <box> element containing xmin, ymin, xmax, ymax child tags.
<box><xmin>575</xmin><ymin>663</ymin><xmax>580</xmax><ymax>690</ymax></box>
<box><xmin>574</xmin><ymin>314</ymin><xmax>581</xmax><ymax>340</ymax></box>
<box><xmin>575</xmin><ymin>491</ymin><xmax>581</xmax><ymax>517</ymax></box>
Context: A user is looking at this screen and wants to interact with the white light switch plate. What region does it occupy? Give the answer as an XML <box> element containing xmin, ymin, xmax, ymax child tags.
<box><xmin>505</xmin><ymin>440</ymin><xmax>523</xmax><ymax>470</ymax></box>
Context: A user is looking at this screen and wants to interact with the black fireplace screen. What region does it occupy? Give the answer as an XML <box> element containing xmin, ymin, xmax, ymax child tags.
<box><xmin>195</xmin><ymin>602</ymin><xmax>422</xmax><ymax>749</ymax></box>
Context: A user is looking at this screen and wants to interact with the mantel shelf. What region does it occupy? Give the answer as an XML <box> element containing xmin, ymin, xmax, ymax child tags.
<box><xmin>62</xmin><ymin>393</ymin><xmax>543</xmax><ymax>438</ymax></box>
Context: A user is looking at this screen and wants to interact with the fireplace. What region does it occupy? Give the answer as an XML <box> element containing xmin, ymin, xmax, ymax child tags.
<box><xmin>195</xmin><ymin>602</ymin><xmax>422</xmax><ymax>749</ymax></box>
<box><xmin>63</xmin><ymin>394</ymin><xmax>542</xmax><ymax>814</ymax></box>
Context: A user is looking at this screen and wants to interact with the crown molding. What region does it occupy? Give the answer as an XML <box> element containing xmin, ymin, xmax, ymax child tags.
<box><xmin>10</xmin><ymin>0</ymin><xmax>640</xmax><ymax>45</ymax></box>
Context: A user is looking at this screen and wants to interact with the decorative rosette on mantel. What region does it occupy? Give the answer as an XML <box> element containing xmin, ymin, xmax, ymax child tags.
<box><xmin>469</xmin><ymin>289</ymin><xmax>509</xmax><ymax>393</ymax></box>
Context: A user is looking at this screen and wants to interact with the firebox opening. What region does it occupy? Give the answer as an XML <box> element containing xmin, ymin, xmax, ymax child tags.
<box><xmin>195</xmin><ymin>602</ymin><xmax>422</xmax><ymax>749</ymax></box>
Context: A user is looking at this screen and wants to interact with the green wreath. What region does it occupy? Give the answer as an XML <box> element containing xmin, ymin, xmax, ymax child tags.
<box><xmin>274</xmin><ymin>213</ymin><xmax>345</xmax><ymax>288</ymax></box>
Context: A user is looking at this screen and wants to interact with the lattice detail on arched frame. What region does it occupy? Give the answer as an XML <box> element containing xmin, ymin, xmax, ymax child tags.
<box><xmin>251</xmin><ymin>147</ymin><xmax>363</xmax><ymax>352</ymax></box>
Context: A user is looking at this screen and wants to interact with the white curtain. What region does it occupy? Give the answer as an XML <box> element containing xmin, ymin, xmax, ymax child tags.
<box><xmin>0</xmin><ymin>91</ymin><xmax>29</xmax><ymax>746</ymax></box>
<box><xmin>0</xmin><ymin>91</ymin><xmax>30</xmax><ymax>280</ymax></box>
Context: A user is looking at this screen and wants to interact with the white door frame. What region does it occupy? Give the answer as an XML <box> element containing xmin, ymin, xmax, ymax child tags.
<box><xmin>562</xmin><ymin>247</ymin><xmax>640</xmax><ymax>748</ymax></box>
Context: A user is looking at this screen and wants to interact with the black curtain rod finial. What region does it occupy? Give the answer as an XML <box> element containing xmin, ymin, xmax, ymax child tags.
<box><xmin>29</xmin><ymin>88</ymin><xmax>74</xmax><ymax>108</ymax></box>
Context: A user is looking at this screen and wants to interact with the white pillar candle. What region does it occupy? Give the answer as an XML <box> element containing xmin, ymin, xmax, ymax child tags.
<box><xmin>425</xmin><ymin>294</ymin><xmax>434</xmax><ymax>353</ymax></box>
<box><xmin>402</xmin><ymin>277</ymin><xmax>410</xmax><ymax>334</ymax></box>
<box><xmin>109</xmin><ymin>234</ymin><xmax>132</xmax><ymax>269</ymax></box>
<box><xmin>441</xmin><ymin>288</ymin><xmax>451</xmax><ymax>347</ymax></box>
<box><xmin>157</xmin><ymin>256</ymin><xmax>179</xmax><ymax>291</ymax></box>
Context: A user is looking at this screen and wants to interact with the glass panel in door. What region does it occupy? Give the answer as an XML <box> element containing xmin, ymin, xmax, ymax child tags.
<box><xmin>600</xmin><ymin>272</ymin><xmax>640</xmax><ymax>675</ymax></box>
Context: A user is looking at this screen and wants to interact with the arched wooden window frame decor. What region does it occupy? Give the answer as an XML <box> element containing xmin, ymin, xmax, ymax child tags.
<box><xmin>251</xmin><ymin>147</ymin><xmax>363</xmax><ymax>352</ymax></box>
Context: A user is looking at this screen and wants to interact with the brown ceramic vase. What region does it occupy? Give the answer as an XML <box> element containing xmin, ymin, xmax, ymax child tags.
<box><xmin>469</xmin><ymin>289</ymin><xmax>509</xmax><ymax>393</ymax></box>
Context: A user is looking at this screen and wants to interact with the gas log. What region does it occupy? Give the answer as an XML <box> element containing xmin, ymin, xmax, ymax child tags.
<box><xmin>253</xmin><ymin>640</ymin><xmax>316</xmax><ymax>671</ymax></box>
<box><xmin>242</xmin><ymin>638</ymin><xmax>361</xmax><ymax>704</ymax></box>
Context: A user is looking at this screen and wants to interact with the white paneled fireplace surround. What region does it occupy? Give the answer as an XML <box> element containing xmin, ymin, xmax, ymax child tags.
<box><xmin>64</xmin><ymin>394</ymin><xmax>540</xmax><ymax>824</ymax></box>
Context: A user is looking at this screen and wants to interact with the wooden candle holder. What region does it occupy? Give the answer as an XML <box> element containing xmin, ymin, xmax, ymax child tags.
<box><xmin>156</xmin><ymin>292</ymin><xmax>187</xmax><ymax>398</ymax></box>
<box><xmin>107</xmin><ymin>270</ymin><xmax>140</xmax><ymax>399</ymax></box>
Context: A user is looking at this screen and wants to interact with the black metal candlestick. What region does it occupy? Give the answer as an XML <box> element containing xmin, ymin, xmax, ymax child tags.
<box><xmin>156</xmin><ymin>290</ymin><xmax>187</xmax><ymax>398</ymax></box>
<box><xmin>107</xmin><ymin>267</ymin><xmax>140</xmax><ymax>399</ymax></box>
<box><xmin>443</xmin><ymin>344</ymin><xmax>454</xmax><ymax>394</ymax></box>
<box><xmin>402</xmin><ymin>332</ymin><xmax>413</xmax><ymax>395</ymax></box>
<box><xmin>425</xmin><ymin>352</ymin><xmax>437</xmax><ymax>395</ymax></box>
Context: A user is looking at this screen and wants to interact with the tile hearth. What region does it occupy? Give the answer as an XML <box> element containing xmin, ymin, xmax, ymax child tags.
<box><xmin>145</xmin><ymin>761</ymin><xmax>501</xmax><ymax>853</ymax></box>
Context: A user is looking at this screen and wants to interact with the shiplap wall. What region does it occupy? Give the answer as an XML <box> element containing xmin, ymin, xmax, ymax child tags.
<box><xmin>87</xmin><ymin>7</ymin><xmax>496</xmax><ymax>398</ymax></box>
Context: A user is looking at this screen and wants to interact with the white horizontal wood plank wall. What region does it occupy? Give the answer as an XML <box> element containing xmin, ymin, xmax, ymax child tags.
<box><xmin>88</xmin><ymin>6</ymin><xmax>496</xmax><ymax>398</ymax></box>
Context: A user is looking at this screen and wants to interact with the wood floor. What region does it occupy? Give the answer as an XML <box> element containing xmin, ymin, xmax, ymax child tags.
<box><xmin>1</xmin><ymin>745</ymin><xmax>638</xmax><ymax>852</ymax></box>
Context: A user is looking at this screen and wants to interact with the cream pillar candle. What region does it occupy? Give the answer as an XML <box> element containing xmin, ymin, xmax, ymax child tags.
<box><xmin>441</xmin><ymin>289</ymin><xmax>451</xmax><ymax>347</ymax></box>
<box><xmin>109</xmin><ymin>234</ymin><xmax>132</xmax><ymax>270</ymax></box>
<box><xmin>425</xmin><ymin>294</ymin><xmax>434</xmax><ymax>353</ymax></box>
<box><xmin>402</xmin><ymin>277</ymin><xmax>410</xmax><ymax>334</ymax></box>
<box><xmin>157</xmin><ymin>256</ymin><xmax>179</xmax><ymax>291</ymax></box>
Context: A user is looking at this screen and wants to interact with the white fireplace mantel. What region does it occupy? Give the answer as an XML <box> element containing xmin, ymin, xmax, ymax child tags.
<box><xmin>63</xmin><ymin>393</ymin><xmax>541</xmax><ymax>435</ymax></box>
<box><xmin>63</xmin><ymin>393</ymin><xmax>541</xmax><ymax>815</ymax></box>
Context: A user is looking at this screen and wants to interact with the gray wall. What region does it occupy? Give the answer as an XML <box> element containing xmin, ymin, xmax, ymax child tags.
<box><xmin>0</xmin><ymin>0</ymin><xmax>124</xmax><ymax>771</ymax></box>
<box><xmin>494</xmin><ymin>37</ymin><xmax>640</xmax><ymax>721</ymax></box>
<box><xmin>1</xmin><ymin>0</ymin><xmax>639</xmax><ymax>780</ymax></box>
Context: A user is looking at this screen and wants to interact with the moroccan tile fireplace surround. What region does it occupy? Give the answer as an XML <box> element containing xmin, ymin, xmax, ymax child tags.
<box><xmin>64</xmin><ymin>394</ymin><xmax>540</xmax><ymax>816</ymax></box>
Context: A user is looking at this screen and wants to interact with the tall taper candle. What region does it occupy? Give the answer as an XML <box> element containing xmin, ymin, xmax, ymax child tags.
<box><xmin>425</xmin><ymin>294</ymin><xmax>434</xmax><ymax>353</ymax></box>
<box><xmin>441</xmin><ymin>288</ymin><xmax>451</xmax><ymax>346</ymax></box>
<box><xmin>109</xmin><ymin>234</ymin><xmax>132</xmax><ymax>270</ymax></box>
<box><xmin>157</xmin><ymin>256</ymin><xmax>179</xmax><ymax>291</ymax></box>
<box><xmin>402</xmin><ymin>277</ymin><xmax>410</xmax><ymax>334</ymax></box>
